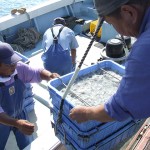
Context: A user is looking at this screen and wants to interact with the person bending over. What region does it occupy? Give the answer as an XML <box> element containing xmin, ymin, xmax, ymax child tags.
<box><xmin>70</xmin><ymin>0</ymin><xmax>150</xmax><ymax>123</ymax></box>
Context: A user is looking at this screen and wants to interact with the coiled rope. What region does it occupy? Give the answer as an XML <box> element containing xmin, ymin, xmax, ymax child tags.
<box><xmin>11</xmin><ymin>11</ymin><xmax>41</xmax><ymax>53</ymax></box>
<box><xmin>11</xmin><ymin>27</ymin><xmax>41</xmax><ymax>53</ymax></box>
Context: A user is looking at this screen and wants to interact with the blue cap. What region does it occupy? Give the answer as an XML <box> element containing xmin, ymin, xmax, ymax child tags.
<box><xmin>0</xmin><ymin>42</ymin><xmax>22</xmax><ymax>64</ymax></box>
<box><xmin>94</xmin><ymin>0</ymin><xmax>130</xmax><ymax>16</ymax></box>
<box><xmin>53</xmin><ymin>17</ymin><xmax>66</xmax><ymax>25</ymax></box>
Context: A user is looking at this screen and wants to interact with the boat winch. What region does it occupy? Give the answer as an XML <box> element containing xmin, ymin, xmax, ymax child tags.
<box><xmin>100</xmin><ymin>35</ymin><xmax>131</xmax><ymax>62</ymax></box>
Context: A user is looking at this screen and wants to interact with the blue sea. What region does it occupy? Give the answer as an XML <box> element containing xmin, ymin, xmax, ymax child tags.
<box><xmin>0</xmin><ymin>0</ymin><xmax>48</xmax><ymax>17</ymax></box>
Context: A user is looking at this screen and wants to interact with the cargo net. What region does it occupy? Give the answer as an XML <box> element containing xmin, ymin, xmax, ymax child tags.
<box><xmin>60</xmin><ymin>69</ymin><xmax>122</xmax><ymax>106</ymax></box>
<box><xmin>10</xmin><ymin>27</ymin><xmax>41</xmax><ymax>53</ymax></box>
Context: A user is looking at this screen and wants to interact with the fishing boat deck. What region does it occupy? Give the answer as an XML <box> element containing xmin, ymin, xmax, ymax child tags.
<box><xmin>4</xmin><ymin>33</ymin><xmax>145</xmax><ymax>150</ymax></box>
<box><xmin>1</xmin><ymin>0</ymin><xmax>146</xmax><ymax>148</ymax></box>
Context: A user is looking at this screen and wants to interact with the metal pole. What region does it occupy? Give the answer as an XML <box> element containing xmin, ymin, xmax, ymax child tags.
<box><xmin>120</xmin><ymin>35</ymin><xmax>129</xmax><ymax>56</ymax></box>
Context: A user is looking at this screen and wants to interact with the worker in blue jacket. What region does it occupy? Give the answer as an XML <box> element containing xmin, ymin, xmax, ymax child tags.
<box><xmin>70</xmin><ymin>0</ymin><xmax>150</xmax><ymax>123</ymax></box>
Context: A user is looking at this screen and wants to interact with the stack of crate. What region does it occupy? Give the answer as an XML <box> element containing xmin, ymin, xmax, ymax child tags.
<box><xmin>49</xmin><ymin>60</ymin><xmax>143</xmax><ymax>150</ymax></box>
<box><xmin>15</xmin><ymin>51</ymin><xmax>35</xmax><ymax>113</ymax></box>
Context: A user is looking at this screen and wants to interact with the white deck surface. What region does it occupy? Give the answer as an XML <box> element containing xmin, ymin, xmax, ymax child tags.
<box><xmin>5</xmin><ymin>35</ymin><xmax>103</xmax><ymax>150</ymax></box>
<box><xmin>5</xmin><ymin>99</ymin><xmax>65</xmax><ymax>150</ymax></box>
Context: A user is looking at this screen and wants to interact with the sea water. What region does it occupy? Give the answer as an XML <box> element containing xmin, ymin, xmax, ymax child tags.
<box><xmin>61</xmin><ymin>69</ymin><xmax>122</xmax><ymax>106</ymax></box>
<box><xmin>0</xmin><ymin>0</ymin><xmax>48</xmax><ymax>17</ymax></box>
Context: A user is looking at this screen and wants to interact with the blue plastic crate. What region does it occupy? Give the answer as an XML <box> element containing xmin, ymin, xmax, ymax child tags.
<box><xmin>51</xmin><ymin>106</ymin><xmax>133</xmax><ymax>149</ymax></box>
<box><xmin>15</xmin><ymin>51</ymin><xmax>35</xmax><ymax>112</ymax></box>
<box><xmin>48</xmin><ymin>60</ymin><xmax>125</xmax><ymax>132</ymax></box>
<box><xmin>54</xmin><ymin>120</ymin><xmax>142</xmax><ymax>150</ymax></box>
<box><xmin>24</xmin><ymin>98</ymin><xmax>35</xmax><ymax>113</ymax></box>
<box><xmin>24</xmin><ymin>83</ymin><xmax>35</xmax><ymax>113</ymax></box>
<box><xmin>15</xmin><ymin>51</ymin><xmax>30</xmax><ymax>64</ymax></box>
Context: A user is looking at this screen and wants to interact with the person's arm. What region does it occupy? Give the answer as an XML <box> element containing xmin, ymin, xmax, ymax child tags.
<box><xmin>69</xmin><ymin>104</ymin><xmax>114</xmax><ymax>123</ymax></box>
<box><xmin>17</xmin><ymin>62</ymin><xmax>60</xmax><ymax>83</ymax></box>
<box><xmin>71</xmin><ymin>49</ymin><xmax>76</xmax><ymax>65</ymax></box>
<box><xmin>0</xmin><ymin>112</ymin><xmax>34</xmax><ymax>135</ymax></box>
<box><xmin>40</xmin><ymin>69</ymin><xmax>60</xmax><ymax>81</ymax></box>
<box><xmin>69</xmin><ymin>30</ymin><xmax>78</xmax><ymax>66</ymax></box>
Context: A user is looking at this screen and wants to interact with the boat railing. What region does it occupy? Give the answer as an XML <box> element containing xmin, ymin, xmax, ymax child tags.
<box><xmin>0</xmin><ymin>0</ymin><xmax>84</xmax><ymax>31</ymax></box>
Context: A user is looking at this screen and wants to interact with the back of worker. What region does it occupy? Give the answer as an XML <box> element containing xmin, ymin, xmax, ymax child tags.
<box><xmin>42</xmin><ymin>17</ymin><xmax>79</xmax><ymax>75</ymax></box>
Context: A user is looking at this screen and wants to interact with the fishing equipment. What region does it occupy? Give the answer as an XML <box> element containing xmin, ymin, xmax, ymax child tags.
<box><xmin>100</xmin><ymin>35</ymin><xmax>130</xmax><ymax>62</ymax></box>
<box><xmin>120</xmin><ymin>35</ymin><xmax>129</xmax><ymax>56</ymax></box>
<box><xmin>50</xmin><ymin>60</ymin><xmax>140</xmax><ymax>150</ymax></box>
<box><xmin>55</xmin><ymin>17</ymin><xmax>129</xmax><ymax>132</ymax></box>
<box><xmin>105</xmin><ymin>38</ymin><xmax>124</xmax><ymax>58</ymax></box>
<box><xmin>58</xmin><ymin>77</ymin><xmax>91</xmax><ymax>106</ymax></box>
<box><xmin>116</xmin><ymin>34</ymin><xmax>131</xmax><ymax>49</ymax></box>
<box><xmin>56</xmin><ymin>17</ymin><xmax>104</xmax><ymax>127</ymax></box>
<box><xmin>90</xmin><ymin>20</ymin><xmax>102</xmax><ymax>37</ymax></box>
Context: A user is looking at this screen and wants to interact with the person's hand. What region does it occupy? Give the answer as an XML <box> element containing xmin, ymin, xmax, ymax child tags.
<box><xmin>70</xmin><ymin>105</ymin><xmax>114</xmax><ymax>123</ymax></box>
<box><xmin>40</xmin><ymin>69</ymin><xmax>60</xmax><ymax>81</ymax></box>
<box><xmin>16</xmin><ymin>119</ymin><xmax>35</xmax><ymax>135</ymax></box>
<box><xmin>69</xmin><ymin>106</ymin><xmax>90</xmax><ymax>123</ymax></box>
<box><xmin>49</xmin><ymin>73</ymin><xmax>60</xmax><ymax>80</ymax></box>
